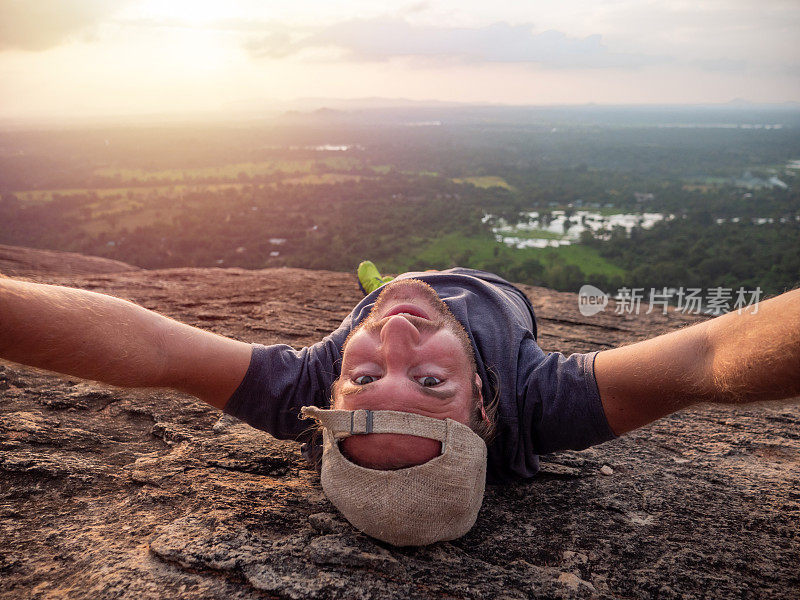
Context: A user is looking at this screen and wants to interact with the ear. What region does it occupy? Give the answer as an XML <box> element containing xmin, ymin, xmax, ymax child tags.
<box><xmin>474</xmin><ymin>373</ymin><xmax>490</xmax><ymax>424</ymax></box>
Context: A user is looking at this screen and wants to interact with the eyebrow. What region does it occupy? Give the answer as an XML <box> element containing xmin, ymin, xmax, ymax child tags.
<box><xmin>338</xmin><ymin>383</ymin><xmax>458</xmax><ymax>401</ymax></box>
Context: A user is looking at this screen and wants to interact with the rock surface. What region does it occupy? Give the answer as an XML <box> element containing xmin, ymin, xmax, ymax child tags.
<box><xmin>1</xmin><ymin>247</ymin><xmax>798</xmax><ymax>599</ymax></box>
<box><xmin>0</xmin><ymin>243</ymin><xmax>139</xmax><ymax>278</ymax></box>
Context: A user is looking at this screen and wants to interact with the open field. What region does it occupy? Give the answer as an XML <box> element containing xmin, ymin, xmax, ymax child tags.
<box><xmin>16</xmin><ymin>183</ymin><xmax>250</xmax><ymax>203</ymax></box>
<box><xmin>534</xmin><ymin>243</ymin><xmax>627</xmax><ymax>278</ymax></box>
<box><xmin>410</xmin><ymin>233</ymin><xmax>511</xmax><ymax>267</ymax></box>
<box><xmin>15</xmin><ymin>172</ymin><xmax>373</xmax><ymax>203</ymax></box>
<box><xmin>452</xmin><ymin>175</ymin><xmax>515</xmax><ymax>191</ymax></box>
<box><xmin>92</xmin><ymin>157</ymin><xmax>362</xmax><ymax>183</ymax></box>
<box><xmin>497</xmin><ymin>228</ymin><xmax>566</xmax><ymax>241</ymax></box>
<box><xmin>595</xmin><ymin>205</ymin><xmax>628</xmax><ymax>216</ymax></box>
<box><xmin>384</xmin><ymin>233</ymin><xmax>626</xmax><ymax>280</ymax></box>
<box><xmin>281</xmin><ymin>173</ymin><xmax>364</xmax><ymax>185</ymax></box>
<box><xmin>80</xmin><ymin>207</ymin><xmax>182</xmax><ymax>237</ymax></box>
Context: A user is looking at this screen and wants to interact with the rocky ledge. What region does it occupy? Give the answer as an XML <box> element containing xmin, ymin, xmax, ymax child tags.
<box><xmin>1</xmin><ymin>248</ymin><xmax>798</xmax><ymax>599</ymax></box>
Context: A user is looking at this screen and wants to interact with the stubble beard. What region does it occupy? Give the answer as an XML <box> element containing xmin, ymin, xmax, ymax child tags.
<box><xmin>342</xmin><ymin>278</ymin><xmax>477</xmax><ymax>374</ymax></box>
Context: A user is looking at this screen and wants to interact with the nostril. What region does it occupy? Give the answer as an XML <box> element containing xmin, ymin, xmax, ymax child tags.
<box><xmin>380</xmin><ymin>315</ymin><xmax>421</xmax><ymax>344</ymax></box>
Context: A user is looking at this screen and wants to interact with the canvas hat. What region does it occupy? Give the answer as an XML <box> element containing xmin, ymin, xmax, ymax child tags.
<box><xmin>301</xmin><ymin>406</ymin><xmax>487</xmax><ymax>546</ymax></box>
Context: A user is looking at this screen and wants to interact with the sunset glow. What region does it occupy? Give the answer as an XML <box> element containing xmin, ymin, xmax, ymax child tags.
<box><xmin>0</xmin><ymin>0</ymin><xmax>798</xmax><ymax>121</ymax></box>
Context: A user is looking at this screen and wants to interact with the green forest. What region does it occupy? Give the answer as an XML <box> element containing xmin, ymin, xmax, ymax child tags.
<box><xmin>1</xmin><ymin>105</ymin><xmax>799</xmax><ymax>298</ymax></box>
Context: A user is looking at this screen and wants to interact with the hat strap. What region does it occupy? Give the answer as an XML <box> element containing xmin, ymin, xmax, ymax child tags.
<box><xmin>301</xmin><ymin>407</ymin><xmax>448</xmax><ymax>442</ymax></box>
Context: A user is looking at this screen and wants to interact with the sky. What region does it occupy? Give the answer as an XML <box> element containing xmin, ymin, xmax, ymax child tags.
<box><xmin>0</xmin><ymin>0</ymin><xmax>798</xmax><ymax>121</ymax></box>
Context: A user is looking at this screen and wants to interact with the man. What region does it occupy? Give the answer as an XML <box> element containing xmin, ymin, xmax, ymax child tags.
<box><xmin>1</xmin><ymin>263</ymin><xmax>798</xmax><ymax>546</ymax></box>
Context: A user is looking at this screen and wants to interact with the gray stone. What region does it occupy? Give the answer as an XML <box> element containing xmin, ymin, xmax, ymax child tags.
<box><xmin>307</xmin><ymin>534</ymin><xmax>404</xmax><ymax>575</ymax></box>
<box><xmin>308</xmin><ymin>512</ymin><xmax>350</xmax><ymax>534</ymax></box>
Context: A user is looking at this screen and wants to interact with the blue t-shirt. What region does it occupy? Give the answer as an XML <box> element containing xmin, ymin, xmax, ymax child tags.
<box><xmin>224</xmin><ymin>268</ymin><xmax>616</xmax><ymax>484</ymax></box>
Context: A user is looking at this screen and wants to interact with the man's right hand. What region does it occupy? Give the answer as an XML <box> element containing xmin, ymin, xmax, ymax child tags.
<box><xmin>0</xmin><ymin>278</ymin><xmax>252</xmax><ymax>409</ymax></box>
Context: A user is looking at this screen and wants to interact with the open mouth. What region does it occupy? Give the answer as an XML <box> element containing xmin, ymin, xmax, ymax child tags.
<box><xmin>382</xmin><ymin>303</ymin><xmax>431</xmax><ymax>320</ymax></box>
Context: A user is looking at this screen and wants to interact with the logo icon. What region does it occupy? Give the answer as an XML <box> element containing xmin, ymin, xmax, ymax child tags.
<box><xmin>578</xmin><ymin>285</ymin><xmax>608</xmax><ymax>317</ymax></box>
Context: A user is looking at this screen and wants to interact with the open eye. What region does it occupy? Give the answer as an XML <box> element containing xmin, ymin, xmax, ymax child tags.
<box><xmin>353</xmin><ymin>374</ymin><xmax>378</xmax><ymax>385</ymax></box>
<box><xmin>417</xmin><ymin>376</ymin><xmax>442</xmax><ymax>387</ymax></box>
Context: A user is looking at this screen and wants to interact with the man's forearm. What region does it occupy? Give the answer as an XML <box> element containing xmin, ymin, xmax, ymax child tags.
<box><xmin>0</xmin><ymin>278</ymin><xmax>176</xmax><ymax>387</ymax></box>
<box><xmin>705</xmin><ymin>287</ymin><xmax>800</xmax><ymax>404</ymax></box>
<box><xmin>0</xmin><ymin>278</ymin><xmax>252</xmax><ymax>408</ymax></box>
<box><xmin>596</xmin><ymin>288</ymin><xmax>800</xmax><ymax>435</ymax></box>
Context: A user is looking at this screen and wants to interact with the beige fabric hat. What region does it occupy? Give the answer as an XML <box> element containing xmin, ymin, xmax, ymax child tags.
<box><xmin>301</xmin><ymin>406</ymin><xmax>487</xmax><ymax>546</ymax></box>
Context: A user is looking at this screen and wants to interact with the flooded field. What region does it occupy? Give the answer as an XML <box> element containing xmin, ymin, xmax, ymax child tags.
<box><xmin>488</xmin><ymin>210</ymin><xmax>671</xmax><ymax>248</ymax></box>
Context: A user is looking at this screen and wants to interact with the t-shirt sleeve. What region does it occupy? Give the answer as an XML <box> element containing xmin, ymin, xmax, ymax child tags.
<box><xmin>518</xmin><ymin>344</ymin><xmax>617</xmax><ymax>455</ymax></box>
<box><xmin>222</xmin><ymin>327</ymin><xmax>347</xmax><ymax>442</ymax></box>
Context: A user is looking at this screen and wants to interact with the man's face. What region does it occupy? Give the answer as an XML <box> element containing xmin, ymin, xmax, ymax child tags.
<box><xmin>333</xmin><ymin>279</ymin><xmax>481</xmax><ymax>469</ymax></box>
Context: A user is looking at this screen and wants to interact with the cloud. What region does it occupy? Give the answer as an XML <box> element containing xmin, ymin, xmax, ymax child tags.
<box><xmin>690</xmin><ymin>58</ymin><xmax>747</xmax><ymax>73</ymax></box>
<box><xmin>242</xmin><ymin>30</ymin><xmax>296</xmax><ymax>59</ymax></box>
<box><xmin>119</xmin><ymin>16</ymin><xmax>288</xmax><ymax>34</ymax></box>
<box><xmin>244</xmin><ymin>18</ymin><xmax>669</xmax><ymax>69</ymax></box>
<box><xmin>591</xmin><ymin>0</ymin><xmax>800</xmax><ymax>65</ymax></box>
<box><xmin>399</xmin><ymin>2</ymin><xmax>431</xmax><ymax>16</ymax></box>
<box><xmin>0</xmin><ymin>0</ymin><xmax>131</xmax><ymax>52</ymax></box>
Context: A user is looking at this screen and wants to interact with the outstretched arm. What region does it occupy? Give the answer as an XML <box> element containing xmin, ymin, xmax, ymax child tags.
<box><xmin>595</xmin><ymin>288</ymin><xmax>800</xmax><ymax>435</ymax></box>
<box><xmin>0</xmin><ymin>277</ymin><xmax>252</xmax><ymax>409</ymax></box>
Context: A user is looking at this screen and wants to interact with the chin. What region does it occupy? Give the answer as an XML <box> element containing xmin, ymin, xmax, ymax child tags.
<box><xmin>339</xmin><ymin>434</ymin><xmax>442</xmax><ymax>470</ymax></box>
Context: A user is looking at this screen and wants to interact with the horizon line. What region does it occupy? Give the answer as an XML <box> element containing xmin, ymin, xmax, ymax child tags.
<box><xmin>2</xmin><ymin>97</ymin><xmax>799</xmax><ymax>129</ymax></box>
